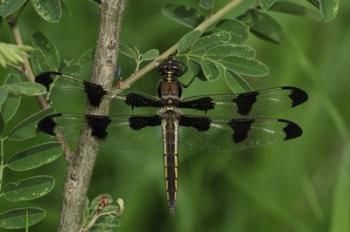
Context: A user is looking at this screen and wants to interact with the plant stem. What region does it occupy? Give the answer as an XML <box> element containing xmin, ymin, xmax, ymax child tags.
<box><xmin>58</xmin><ymin>1</ymin><xmax>126</xmax><ymax>231</ymax></box>
<box><xmin>120</xmin><ymin>0</ymin><xmax>243</xmax><ymax>89</ymax></box>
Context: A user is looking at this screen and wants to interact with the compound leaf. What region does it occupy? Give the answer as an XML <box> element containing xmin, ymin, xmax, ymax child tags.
<box><xmin>0</xmin><ymin>0</ymin><xmax>27</xmax><ymax>17</ymax></box>
<box><xmin>320</xmin><ymin>0</ymin><xmax>339</xmax><ymax>21</ymax></box>
<box><xmin>178</xmin><ymin>30</ymin><xmax>202</xmax><ymax>52</ymax></box>
<box><xmin>259</xmin><ymin>0</ymin><xmax>278</xmax><ymax>10</ymax></box>
<box><xmin>3</xmin><ymin>175</ymin><xmax>55</xmax><ymax>202</ymax></box>
<box><xmin>6</xmin><ymin>142</ymin><xmax>63</xmax><ymax>171</ymax></box>
<box><xmin>8</xmin><ymin>108</ymin><xmax>54</xmax><ymax>142</ymax></box>
<box><xmin>1</xmin><ymin>73</ymin><xmax>22</xmax><ymax>123</ymax></box>
<box><xmin>31</xmin><ymin>0</ymin><xmax>62</xmax><ymax>23</ymax></box>
<box><xmin>162</xmin><ymin>3</ymin><xmax>205</xmax><ymax>28</ymax></box>
<box><xmin>214</xmin><ymin>19</ymin><xmax>249</xmax><ymax>44</ymax></box>
<box><xmin>32</xmin><ymin>32</ymin><xmax>60</xmax><ymax>70</ymax></box>
<box><xmin>142</xmin><ymin>49</ymin><xmax>159</xmax><ymax>61</ymax></box>
<box><xmin>0</xmin><ymin>208</ymin><xmax>46</xmax><ymax>230</ymax></box>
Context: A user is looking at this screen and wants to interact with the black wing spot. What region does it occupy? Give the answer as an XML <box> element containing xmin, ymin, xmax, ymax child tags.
<box><xmin>278</xmin><ymin>119</ymin><xmax>303</xmax><ymax>140</ymax></box>
<box><xmin>37</xmin><ymin>113</ymin><xmax>63</xmax><ymax>136</ymax></box>
<box><xmin>35</xmin><ymin>71</ymin><xmax>62</xmax><ymax>91</ymax></box>
<box><xmin>179</xmin><ymin>116</ymin><xmax>211</xmax><ymax>131</ymax></box>
<box><xmin>282</xmin><ymin>87</ymin><xmax>308</xmax><ymax>107</ymax></box>
<box><xmin>83</xmin><ymin>81</ymin><xmax>108</xmax><ymax>107</ymax></box>
<box><xmin>86</xmin><ymin>115</ymin><xmax>112</xmax><ymax>139</ymax></box>
<box><xmin>233</xmin><ymin>91</ymin><xmax>259</xmax><ymax>115</ymax></box>
<box><xmin>129</xmin><ymin>115</ymin><xmax>162</xmax><ymax>130</ymax></box>
<box><xmin>178</xmin><ymin>97</ymin><xmax>215</xmax><ymax>111</ymax></box>
<box><xmin>228</xmin><ymin>119</ymin><xmax>255</xmax><ymax>143</ymax></box>
<box><xmin>125</xmin><ymin>93</ymin><xmax>163</xmax><ymax>109</ymax></box>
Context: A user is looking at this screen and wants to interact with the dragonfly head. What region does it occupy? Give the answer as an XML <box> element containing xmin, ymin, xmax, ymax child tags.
<box><xmin>159</xmin><ymin>56</ymin><xmax>184</xmax><ymax>80</ymax></box>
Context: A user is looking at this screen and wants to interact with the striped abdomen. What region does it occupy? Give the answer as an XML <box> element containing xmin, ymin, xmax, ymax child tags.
<box><xmin>162</xmin><ymin>116</ymin><xmax>179</xmax><ymax>216</ymax></box>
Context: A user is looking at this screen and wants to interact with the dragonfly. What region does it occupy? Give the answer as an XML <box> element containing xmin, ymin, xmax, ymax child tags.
<box><xmin>35</xmin><ymin>56</ymin><xmax>308</xmax><ymax>216</ymax></box>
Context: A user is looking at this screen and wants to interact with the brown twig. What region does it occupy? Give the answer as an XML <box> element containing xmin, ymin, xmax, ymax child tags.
<box><xmin>58</xmin><ymin>1</ymin><xmax>126</xmax><ymax>231</ymax></box>
<box><xmin>120</xmin><ymin>0</ymin><xmax>243</xmax><ymax>89</ymax></box>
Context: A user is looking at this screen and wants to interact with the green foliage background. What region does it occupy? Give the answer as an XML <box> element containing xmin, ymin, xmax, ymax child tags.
<box><xmin>1</xmin><ymin>0</ymin><xmax>350</xmax><ymax>231</ymax></box>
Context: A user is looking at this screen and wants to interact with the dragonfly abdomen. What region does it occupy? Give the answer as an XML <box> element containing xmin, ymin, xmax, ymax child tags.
<box><xmin>162</xmin><ymin>115</ymin><xmax>179</xmax><ymax>216</ymax></box>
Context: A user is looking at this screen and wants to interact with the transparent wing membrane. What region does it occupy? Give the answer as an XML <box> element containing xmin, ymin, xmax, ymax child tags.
<box><xmin>180</xmin><ymin>87</ymin><xmax>308</xmax><ymax>117</ymax></box>
<box><xmin>179</xmin><ymin>117</ymin><xmax>302</xmax><ymax>152</ymax></box>
<box><xmin>37</xmin><ymin>113</ymin><xmax>302</xmax><ymax>154</ymax></box>
<box><xmin>37</xmin><ymin>113</ymin><xmax>163</xmax><ymax>152</ymax></box>
<box><xmin>35</xmin><ymin>72</ymin><xmax>161</xmax><ymax>110</ymax></box>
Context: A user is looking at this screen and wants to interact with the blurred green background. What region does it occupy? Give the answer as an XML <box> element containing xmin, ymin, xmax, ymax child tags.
<box><xmin>1</xmin><ymin>0</ymin><xmax>350</xmax><ymax>231</ymax></box>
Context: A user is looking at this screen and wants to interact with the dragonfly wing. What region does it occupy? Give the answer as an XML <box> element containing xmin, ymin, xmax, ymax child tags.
<box><xmin>178</xmin><ymin>115</ymin><xmax>303</xmax><ymax>152</ymax></box>
<box><xmin>37</xmin><ymin>113</ymin><xmax>163</xmax><ymax>152</ymax></box>
<box><xmin>35</xmin><ymin>72</ymin><xmax>162</xmax><ymax>109</ymax></box>
<box><xmin>180</xmin><ymin>87</ymin><xmax>308</xmax><ymax>117</ymax></box>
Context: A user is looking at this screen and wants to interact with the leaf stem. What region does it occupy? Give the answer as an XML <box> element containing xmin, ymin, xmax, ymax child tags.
<box><xmin>120</xmin><ymin>0</ymin><xmax>243</xmax><ymax>89</ymax></box>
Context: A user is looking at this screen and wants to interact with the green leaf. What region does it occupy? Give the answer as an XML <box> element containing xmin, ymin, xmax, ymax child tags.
<box><xmin>219</xmin><ymin>56</ymin><xmax>269</xmax><ymax>77</ymax></box>
<box><xmin>30</xmin><ymin>49</ymin><xmax>53</xmax><ymax>75</ymax></box>
<box><xmin>269</xmin><ymin>1</ymin><xmax>320</xmax><ymax>19</ymax></box>
<box><xmin>32</xmin><ymin>32</ymin><xmax>60</xmax><ymax>70</ymax></box>
<box><xmin>161</xmin><ymin>3</ymin><xmax>205</xmax><ymax>29</ymax></box>
<box><xmin>259</xmin><ymin>0</ymin><xmax>278</xmax><ymax>10</ymax></box>
<box><xmin>86</xmin><ymin>195</ymin><xmax>124</xmax><ymax>232</ymax></box>
<box><xmin>320</xmin><ymin>0</ymin><xmax>339</xmax><ymax>21</ymax></box>
<box><xmin>0</xmin><ymin>114</ymin><xmax>4</xmax><ymax>135</ymax></box>
<box><xmin>307</xmin><ymin>0</ymin><xmax>320</xmax><ymax>8</ymax></box>
<box><xmin>0</xmin><ymin>42</ymin><xmax>32</xmax><ymax>68</ymax></box>
<box><xmin>225</xmin><ymin>71</ymin><xmax>253</xmax><ymax>93</ymax></box>
<box><xmin>0</xmin><ymin>208</ymin><xmax>46</xmax><ymax>230</ymax></box>
<box><xmin>119</xmin><ymin>43</ymin><xmax>139</xmax><ymax>61</ymax></box>
<box><xmin>180</xmin><ymin>31</ymin><xmax>268</xmax><ymax>81</ymax></box>
<box><xmin>241</xmin><ymin>10</ymin><xmax>284</xmax><ymax>44</ymax></box>
<box><xmin>3</xmin><ymin>175</ymin><xmax>55</xmax><ymax>202</ymax></box>
<box><xmin>191</xmin><ymin>31</ymin><xmax>232</xmax><ymax>53</ymax></box>
<box><xmin>178</xmin><ymin>30</ymin><xmax>202</xmax><ymax>53</ymax></box>
<box><xmin>200</xmin><ymin>60</ymin><xmax>221</xmax><ymax>81</ymax></box>
<box><xmin>0</xmin><ymin>88</ymin><xmax>8</xmax><ymax>110</ymax></box>
<box><xmin>7</xmin><ymin>108</ymin><xmax>54</xmax><ymax>141</ymax></box>
<box><xmin>4</xmin><ymin>82</ymin><xmax>46</xmax><ymax>97</ymax></box>
<box><xmin>199</xmin><ymin>0</ymin><xmax>214</xmax><ymax>9</ymax></box>
<box><xmin>214</xmin><ymin>19</ymin><xmax>249</xmax><ymax>44</ymax></box>
<box><xmin>0</xmin><ymin>0</ymin><xmax>27</xmax><ymax>17</ymax></box>
<box><xmin>62</xmin><ymin>60</ymin><xmax>81</xmax><ymax>76</ymax></box>
<box><xmin>6</xmin><ymin>142</ymin><xmax>63</xmax><ymax>171</ymax></box>
<box><xmin>2</xmin><ymin>73</ymin><xmax>22</xmax><ymax>123</ymax></box>
<box><xmin>89</xmin><ymin>216</ymin><xmax>120</xmax><ymax>232</ymax></box>
<box><xmin>78</xmin><ymin>48</ymin><xmax>95</xmax><ymax>65</ymax></box>
<box><xmin>31</xmin><ymin>0</ymin><xmax>62</xmax><ymax>23</ymax></box>
<box><xmin>88</xmin><ymin>0</ymin><xmax>101</xmax><ymax>5</ymax></box>
<box><xmin>142</xmin><ymin>49</ymin><xmax>159</xmax><ymax>61</ymax></box>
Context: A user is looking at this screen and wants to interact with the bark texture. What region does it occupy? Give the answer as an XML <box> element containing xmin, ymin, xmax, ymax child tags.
<box><xmin>58</xmin><ymin>1</ymin><xmax>126</xmax><ymax>231</ymax></box>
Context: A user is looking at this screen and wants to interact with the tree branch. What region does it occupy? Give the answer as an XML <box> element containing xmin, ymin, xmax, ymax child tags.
<box><xmin>58</xmin><ymin>1</ymin><xmax>126</xmax><ymax>231</ymax></box>
<box><xmin>120</xmin><ymin>0</ymin><xmax>243</xmax><ymax>89</ymax></box>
